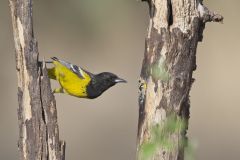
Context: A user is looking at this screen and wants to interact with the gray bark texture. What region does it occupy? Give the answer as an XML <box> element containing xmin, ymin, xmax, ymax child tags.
<box><xmin>137</xmin><ymin>0</ymin><xmax>223</xmax><ymax>159</ymax></box>
<box><xmin>9</xmin><ymin>0</ymin><xmax>65</xmax><ymax>159</ymax></box>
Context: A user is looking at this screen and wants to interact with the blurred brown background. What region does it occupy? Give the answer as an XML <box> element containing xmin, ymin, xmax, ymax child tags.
<box><xmin>0</xmin><ymin>0</ymin><xmax>239</xmax><ymax>159</ymax></box>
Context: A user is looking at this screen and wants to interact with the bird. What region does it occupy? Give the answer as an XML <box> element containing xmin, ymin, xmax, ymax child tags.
<box><xmin>47</xmin><ymin>57</ymin><xmax>126</xmax><ymax>99</ymax></box>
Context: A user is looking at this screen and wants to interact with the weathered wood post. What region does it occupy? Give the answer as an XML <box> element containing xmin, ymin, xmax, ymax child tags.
<box><xmin>137</xmin><ymin>0</ymin><xmax>223</xmax><ymax>159</ymax></box>
<box><xmin>9</xmin><ymin>0</ymin><xmax>65</xmax><ymax>159</ymax></box>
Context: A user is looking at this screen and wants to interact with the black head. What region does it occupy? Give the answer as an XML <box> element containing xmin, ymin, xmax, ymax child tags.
<box><xmin>87</xmin><ymin>72</ymin><xmax>126</xmax><ymax>99</ymax></box>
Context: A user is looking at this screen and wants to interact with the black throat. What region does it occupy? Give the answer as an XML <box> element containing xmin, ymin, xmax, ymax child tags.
<box><xmin>86</xmin><ymin>74</ymin><xmax>116</xmax><ymax>99</ymax></box>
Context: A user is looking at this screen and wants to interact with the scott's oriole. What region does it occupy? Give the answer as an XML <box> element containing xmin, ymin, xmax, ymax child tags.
<box><xmin>47</xmin><ymin>57</ymin><xmax>126</xmax><ymax>98</ymax></box>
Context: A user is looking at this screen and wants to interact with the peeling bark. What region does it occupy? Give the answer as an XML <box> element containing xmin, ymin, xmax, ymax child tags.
<box><xmin>9</xmin><ymin>0</ymin><xmax>65</xmax><ymax>159</ymax></box>
<box><xmin>137</xmin><ymin>0</ymin><xmax>223</xmax><ymax>160</ymax></box>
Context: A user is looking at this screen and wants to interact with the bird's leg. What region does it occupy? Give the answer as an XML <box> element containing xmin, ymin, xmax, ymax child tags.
<box><xmin>53</xmin><ymin>87</ymin><xmax>64</xmax><ymax>94</ymax></box>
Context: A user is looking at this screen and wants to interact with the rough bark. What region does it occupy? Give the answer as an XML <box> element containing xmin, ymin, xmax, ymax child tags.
<box><xmin>9</xmin><ymin>0</ymin><xmax>65</xmax><ymax>159</ymax></box>
<box><xmin>137</xmin><ymin>0</ymin><xmax>223</xmax><ymax>160</ymax></box>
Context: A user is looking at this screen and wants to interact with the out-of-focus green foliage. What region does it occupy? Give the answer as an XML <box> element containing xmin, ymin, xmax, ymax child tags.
<box><xmin>151</xmin><ymin>58</ymin><xmax>170</xmax><ymax>82</ymax></box>
<box><xmin>185</xmin><ymin>140</ymin><xmax>197</xmax><ymax>160</ymax></box>
<box><xmin>139</xmin><ymin>115</ymin><xmax>196</xmax><ymax>160</ymax></box>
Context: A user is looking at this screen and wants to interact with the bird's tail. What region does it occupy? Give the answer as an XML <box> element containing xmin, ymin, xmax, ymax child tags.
<box><xmin>47</xmin><ymin>67</ymin><xmax>57</xmax><ymax>80</ymax></box>
<box><xmin>44</xmin><ymin>57</ymin><xmax>59</xmax><ymax>80</ymax></box>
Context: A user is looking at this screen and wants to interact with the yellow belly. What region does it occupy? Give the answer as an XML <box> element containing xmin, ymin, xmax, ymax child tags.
<box><xmin>59</xmin><ymin>75</ymin><xmax>88</xmax><ymax>97</ymax></box>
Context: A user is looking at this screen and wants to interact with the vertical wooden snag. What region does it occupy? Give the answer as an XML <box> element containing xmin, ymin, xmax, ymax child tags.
<box><xmin>9</xmin><ymin>0</ymin><xmax>65</xmax><ymax>159</ymax></box>
<box><xmin>137</xmin><ymin>0</ymin><xmax>223</xmax><ymax>159</ymax></box>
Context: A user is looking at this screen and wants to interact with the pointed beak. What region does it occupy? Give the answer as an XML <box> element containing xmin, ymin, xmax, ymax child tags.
<box><xmin>114</xmin><ymin>78</ymin><xmax>127</xmax><ymax>83</ymax></box>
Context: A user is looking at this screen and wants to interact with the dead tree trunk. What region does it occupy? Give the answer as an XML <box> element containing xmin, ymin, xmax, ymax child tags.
<box><xmin>137</xmin><ymin>0</ymin><xmax>223</xmax><ymax>159</ymax></box>
<box><xmin>9</xmin><ymin>0</ymin><xmax>65</xmax><ymax>159</ymax></box>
